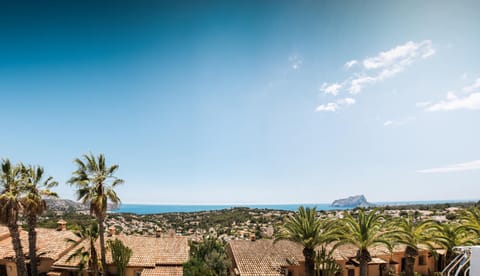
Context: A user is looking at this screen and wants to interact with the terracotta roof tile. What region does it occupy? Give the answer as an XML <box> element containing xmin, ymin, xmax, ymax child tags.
<box><xmin>141</xmin><ymin>266</ymin><xmax>183</xmax><ymax>276</ymax></box>
<box><xmin>228</xmin><ymin>240</ymin><xmax>304</xmax><ymax>276</ymax></box>
<box><xmin>54</xmin><ymin>235</ymin><xmax>189</xmax><ymax>268</ymax></box>
<box><xmin>0</xmin><ymin>228</ymin><xmax>80</xmax><ymax>260</ymax></box>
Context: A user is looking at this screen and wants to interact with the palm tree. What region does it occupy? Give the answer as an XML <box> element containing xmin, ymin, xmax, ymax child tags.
<box><xmin>430</xmin><ymin>222</ymin><xmax>474</xmax><ymax>266</ymax></box>
<box><xmin>68</xmin><ymin>153</ymin><xmax>124</xmax><ymax>274</ymax></box>
<box><xmin>0</xmin><ymin>159</ymin><xmax>28</xmax><ymax>276</ymax></box>
<box><xmin>275</xmin><ymin>206</ymin><xmax>339</xmax><ymax>276</ymax></box>
<box><xmin>66</xmin><ymin>221</ymin><xmax>100</xmax><ymax>276</ymax></box>
<box><xmin>336</xmin><ymin>209</ymin><xmax>393</xmax><ymax>276</ymax></box>
<box><xmin>21</xmin><ymin>165</ymin><xmax>58</xmax><ymax>276</ymax></box>
<box><xmin>459</xmin><ymin>207</ymin><xmax>480</xmax><ymax>237</ymax></box>
<box><xmin>391</xmin><ymin>214</ymin><xmax>437</xmax><ymax>276</ymax></box>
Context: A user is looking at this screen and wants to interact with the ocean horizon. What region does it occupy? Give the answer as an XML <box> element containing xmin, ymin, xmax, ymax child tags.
<box><xmin>112</xmin><ymin>199</ymin><xmax>477</xmax><ymax>215</ymax></box>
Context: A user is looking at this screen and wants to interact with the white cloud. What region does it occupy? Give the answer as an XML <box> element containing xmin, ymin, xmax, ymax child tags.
<box><xmin>317</xmin><ymin>40</ymin><xmax>435</xmax><ymax>110</ymax></box>
<box><xmin>337</xmin><ymin>97</ymin><xmax>356</xmax><ymax>105</ymax></box>
<box><xmin>383</xmin><ymin>116</ymin><xmax>416</xmax><ymax>127</ymax></box>
<box><xmin>363</xmin><ymin>40</ymin><xmax>435</xmax><ymax>70</ymax></box>
<box><xmin>417</xmin><ymin>160</ymin><xmax>480</xmax><ymax>173</ymax></box>
<box><xmin>316</xmin><ymin>102</ymin><xmax>338</xmax><ymax>112</ymax></box>
<box><xmin>344</xmin><ymin>60</ymin><xmax>358</xmax><ymax>69</ymax></box>
<box><xmin>315</xmin><ymin>97</ymin><xmax>356</xmax><ymax>112</ymax></box>
<box><xmin>346</xmin><ymin>40</ymin><xmax>435</xmax><ymax>94</ymax></box>
<box><xmin>289</xmin><ymin>54</ymin><xmax>303</xmax><ymax>70</ymax></box>
<box><xmin>320</xmin><ymin>82</ymin><xmax>342</xmax><ymax>96</ymax></box>
<box><xmin>426</xmin><ymin>93</ymin><xmax>480</xmax><ymax>111</ymax></box>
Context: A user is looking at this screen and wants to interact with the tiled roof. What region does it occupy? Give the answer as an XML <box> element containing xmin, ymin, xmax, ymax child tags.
<box><xmin>0</xmin><ymin>228</ymin><xmax>80</xmax><ymax>260</ymax></box>
<box><xmin>228</xmin><ymin>240</ymin><xmax>304</xmax><ymax>276</ymax></box>
<box><xmin>0</xmin><ymin>227</ymin><xmax>9</xmax><ymax>241</ymax></box>
<box><xmin>228</xmin><ymin>240</ymin><xmax>435</xmax><ymax>276</ymax></box>
<box><xmin>54</xmin><ymin>235</ymin><xmax>189</xmax><ymax>268</ymax></box>
<box><xmin>141</xmin><ymin>266</ymin><xmax>183</xmax><ymax>276</ymax></box>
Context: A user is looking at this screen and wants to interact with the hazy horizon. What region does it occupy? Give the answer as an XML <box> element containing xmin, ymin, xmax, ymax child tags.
<box><xmin>1</xmin><ymin>0</ymin><xmax>479</xmax><ymax>204</ymax></box>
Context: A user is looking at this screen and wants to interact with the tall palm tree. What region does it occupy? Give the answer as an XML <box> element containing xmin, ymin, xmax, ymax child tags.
<box><xmin>336</xmin><ymin>209</ymin><xmax>393</xmax><ymax>276</ymax></box>
<box><xmin>391</xmin><ymin>214</ymin><xmax>437</xmax><ymax>276</ymax></box>
<box><xmin>66</xmin><ymin>221</ymin><xmax>100</xmax><ymax>276</ymax></box>
<box><xmin>21</xmin><ymin>165</ymin><xmax>58</xmax><ymax>276</ymax></box>
<box><xmin>0</xmin><ymin>159</ymin><xmax>28</xmax><ymax>276</ymax></box>
<box><xmin>459</xmin><ymin>207</ymin><xmax>480</xmax><ymax>237</ymax></box>
<box><xmin>430</xmin><ymin>222</ymin><xmax>474</xmax><ymax>266</ymax></box>
<box><xmin>68</xmin><ymin>153</ymin><xmax>124</xmax><ymax>274</ymax></box>
<box><xmin>275</xmin><ymin>206</ymin><xmax>339</xmax><ymax>276</ymax></box>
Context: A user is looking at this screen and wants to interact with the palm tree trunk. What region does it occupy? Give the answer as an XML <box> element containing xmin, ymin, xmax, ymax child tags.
<box><xmin>98</xmin><ymin>217</ymin><xmax>107</xmax><ymax>275</ymax></box>
<box><xmin>405</xmin><ymin>256</ymin><xmax>416</xmax><ymax>276</ymax></box>
<box><xmin>358</xmin><ymin>249</ymin><xmax>371</xmax><ymax>276</ymax></box>
<box><xmin>27</xmin><ymin>215</ymin><xmax>38</xmax><ymax>276</ymax></box>
<box><xmin>303</xmin><ymin>248</ymin><xmax>315</xmax><ymax>276</ymax></box>
<box><xmin>90</xmin><ymin>238</ymin><xmax>99</xmax><ymax>276</ymax></box>
<box><xmin>8</xmin><ymin>222</ymin><xmax>28</xmax><ymax>276</ymax></box>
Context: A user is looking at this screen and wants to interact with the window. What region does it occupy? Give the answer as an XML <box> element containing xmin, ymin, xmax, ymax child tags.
<box><xmin>419</xmin><ymin>255</ymin><xmax>426</xmax><ymax>266</ymax></box>
<box><xmin>348</xmin><ymin>269</ymin><xmax>355</xmax><ymax>276</ymax></box>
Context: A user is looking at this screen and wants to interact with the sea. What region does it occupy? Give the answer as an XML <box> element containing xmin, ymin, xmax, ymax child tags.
<box><xmin>112</xmin><ymin>199</ymin><xmax>475</xmax><ymax>215</ymax></box>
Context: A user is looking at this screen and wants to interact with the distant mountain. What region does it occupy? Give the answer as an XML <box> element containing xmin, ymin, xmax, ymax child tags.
<box><xmin>331</xmin><ymin>195</ymin><xmax>375</xmax><ymax>208</ymax></box>
<box><xmin>45</xmin><ymin>198</ymin><xmax>87</xmax><ymax>212</ymax></box>
<box><xmin>45</xmin><ymin>198</ymin><xmax>118</xmax><ymax>212</ymax></box>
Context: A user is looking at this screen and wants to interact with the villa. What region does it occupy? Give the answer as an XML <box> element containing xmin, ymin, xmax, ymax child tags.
<box><xmin>227</xmin><ymin>239</ymin><xmax>443</xmax><ymax>276</ymax></box>
<box><xmin>0</xmin><ymin>222</ymin><xmax>189</xmax><ymax>276</ymax></box>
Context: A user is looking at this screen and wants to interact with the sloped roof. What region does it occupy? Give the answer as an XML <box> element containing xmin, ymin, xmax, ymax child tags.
<box><xmin>54</xmin><ymin>235</ymin><xmax>189</xmax><ymax>268</ymax></box>
<box><xmin>0</xmin><ymin>228</ymin><xmax>80</xmax><ymax>260</ymax></box>
<box><xmin>228</xmin><ymin>240</ymin><xmax>304</xmax><ymax>276</ymax></box>
<box><xmin>141</xmin><ymin>266</ymin><xmax>183</xmax><ymax>276</ymax></box>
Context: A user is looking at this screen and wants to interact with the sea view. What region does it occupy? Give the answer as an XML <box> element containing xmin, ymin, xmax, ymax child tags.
<box><xmin>2</xmin><ymin>1</ymin><xmax>479</xmax><ymax>276</ymax></box>
<box><xmin>114</xmin><ymin>199</ymin><xmax>475</xmax><ymax>214</ymax></box>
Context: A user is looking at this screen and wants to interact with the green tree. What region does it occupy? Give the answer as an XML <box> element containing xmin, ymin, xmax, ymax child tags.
<box><xmin>68</xmin><ymin>153</ymin><xmax>124</xmax><ymax>274</ymax></box>
<box><xmin>460</xmin><ymin>207</ymin><xmax>480</xmax><ymax>237</ymax></box>
<box><xmin>184</xmin><ymin>237</ymin><xmax>230</xmax><ymax>276</ymax></box>
<box><xmin>430</xmin><ymin>222</ymin><xmax>474</xmax><ymax>266</ymax></box>
<box><xmin>314</xmin><ymin>246</ymin><xmax>342</xmax><ymax>276</ymax></box>
<box><xmin>66</xmin><ymin>221</ymin><xmax>100</xmax><ymax>275</ymax></box>
<box><xmin>0</xmin><ymin>159</ymin><xmax>28</xmax><ymax>276</ymax></box>
<box><xmin>391</xmin><ymin>215</ymin><xmax>437</xmax><ymax>276</ymax></box>
<box><xmin>336</xmin><ymin>209</ymin><xmax>393</xmax><ymax>276</ymax></box>
<box><xmin>107</xmin><ymin>238</ymin><xmax>132</xmax><ymax>276</ymax></box>
<box><xmin>21</xmin><ymin>165</ymin><xmax>58</xmax><ymax>276</ymax></box>
<box><xmin>275</xmin><ymin>206</ymin><xmax>339</xmax><ymax>276</ymax></box>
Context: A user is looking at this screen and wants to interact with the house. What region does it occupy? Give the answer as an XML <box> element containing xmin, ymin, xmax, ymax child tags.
<box><xmin>0</xmin><ymin>223</ymin><xmax>189</xmax><ymax>276</ymax></box>
<box><xmin>227</xmin><ymin>239</ymin><xmax>442</xmax><ymax>276</ymax></box>
<box><xmin>0</xmin><ymin>226</ymin><xmax>81</xmax><ymax>276</ymax></box>
<box><xmin>50</xmin><ymin>231</ymin><xmax>189</xmax><ymax>276</ymax></box>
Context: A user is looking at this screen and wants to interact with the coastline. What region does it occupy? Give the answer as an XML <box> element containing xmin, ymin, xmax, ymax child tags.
<box><xmin>112</xmin><ymin>199</ymin><xmax>479</xmax><ymax>215</ymax></box>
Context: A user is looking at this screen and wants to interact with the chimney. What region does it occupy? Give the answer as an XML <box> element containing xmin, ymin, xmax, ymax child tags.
<box><xmin>57</xmin><ymin>219</ymin><xmax>67</xmax><ymax>231</ymax></box>
<box><xmin>156</xmin><ymin>229</ymin><xmax>162</xmax><ymax>238</ymax></box>
<box><xmin>168</xmin><ymin>229</ymin><xmax>175</xmax><ymax>238</ymax></box>
<box><xmin>108</xmin><ymin>226</ymin><xmax>116</xmax><ymax>236</ymax></box>
<box><xmin>250</xmin><ymin>234</ymin><xmax>256</xmax><ymax>241</ymax></box>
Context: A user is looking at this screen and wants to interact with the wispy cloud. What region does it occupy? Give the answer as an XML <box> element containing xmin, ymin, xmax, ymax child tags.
<box><xmin>316</xmin><ymin>40</ymin><xmax>435</xmax><ymax>111</ymax></box>
<box><xmin>424</xmin><ymin>78</ymin><xmax>480</xmax><ymax>112</ymax></box>
<box><xmin>320</xmin><ymin>82</ymin><xmax>342</xmax><ymax>96</ymax></box>
<box><xmin>316</xmin><ymin>97</ymin><xmax>355</xmax><ymax>112</ymax></box>
<box><xmin>344</xmin><ymin>60</ymin><xmax>358</xmax><ymax>69</ymax></box>
<box><xmin>417</xmin><ymin>160</ymin><xmax>480</xmax><ymax>173</ymax></box>
<box><xmin>383</xmin><ymin>116</ymin><xmax>416</xmax><ymax>127</ymax></box>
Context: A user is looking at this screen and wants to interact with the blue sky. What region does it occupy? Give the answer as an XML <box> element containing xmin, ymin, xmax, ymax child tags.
<box><xmin>1</xmin><ymin>0</ymin><xmax>479</xmax><ymax>204</ymax></box>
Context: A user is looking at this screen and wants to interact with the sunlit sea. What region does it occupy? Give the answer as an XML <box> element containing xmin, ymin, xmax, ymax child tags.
<box><xmin>112</xmin><ymin>199</ymin><xmax>473</xmax><ymax>215</ymax></box>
